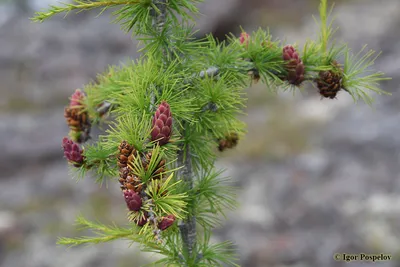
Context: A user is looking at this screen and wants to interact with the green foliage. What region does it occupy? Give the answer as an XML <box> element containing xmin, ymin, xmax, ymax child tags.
<box><xmin>343</xmin><ymin>45</ymin><xmax>390</xmax><ymax>104</ymax></box>
<box><xmin>146</xmin><ymin>174</ymin><xmax>188</xmax><ymax>219</ymax></box>
<box><xmin>83</xmin><ymin>141</ymin><xmax>119</xmax><ymax>184</ymax></box>
<box><xmin>33</xmin><ymin>0</ymin><xmax>139</xmax><ymax>23</ymax></box>
<box><xmin>193</xmin><ymin>168</ymin><xmax>237</xmax><ymax>229</ymax></box>
<box><xmin>57</xmin><ymin>215</ymin><xmax>139</xmax><ymax>247</ymax></box>
<box><xmin>36</xmin><ymin>0</ymin><xmax>391</xmax><ymax>266</ymax></box>
<box><xmin>197</xmin><ymin>231</ymin><xmax>239</xmax><ymax>267</ymax></box>
<box><xmin>234</xmin><ymin>28</ymin><xmax>286</xmax><ymax>87</ymax></box>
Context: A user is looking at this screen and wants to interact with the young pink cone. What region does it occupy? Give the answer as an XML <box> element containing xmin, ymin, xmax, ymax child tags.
<box><xmin>65</xmin><ymin>89</ymin><xmax>91</xmax><ymax>143</ymax></box>
<box><xmin>282</xmin><ymin>45</ymin><xmax>305</xmax><ymax>85</ymax></box>
<box><xmin>239</xmin><ymin>32</ymin><xmax>250</xmax><ymax>46</ymax></box>
<box><xmin>62</xmin><ymin>137</ymin><xmax>84</xmax><ymax>166</ymax></box>
<box><xmin>69</xmin><ymin>89</ymin><xmax>85</xmax><ymax>107</ymax></box>
<box><xmin>123</xmin><ymin>190</ymin><xmax>142</xmax><ymax>212</ymax></box>
<box><xmin>151</xmin><ymin>101</ymin><xmax>172</xmax><ymax>146</ymax></box>
<box><xmin>158</xmin><ymin>215</ymin><xmax>175</xmax><ymax>230</ymax></box>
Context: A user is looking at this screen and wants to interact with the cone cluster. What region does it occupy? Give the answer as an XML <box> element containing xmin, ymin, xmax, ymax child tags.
<box><xmin>218</xmin><ymin>132</ymin><xmax>239</xmax><ymax>152</ymax></box>
<box><xmin>316</xmin><ymin>61</ymin><xmax>343</xmax><ymax>99</ymax></box>
<box><xmin>282</xmin><ymin>45</ymin><xmax>305</xmax><ymax>86</ymax></box>
<box><xmin>117</xmin><ymin>141</ymin><xmax>167</xmax><ymax>193</ymax></box>
<box><xmin>64</xmin><ymin>89</ymin><xmax>91</xmax><ymax>143</ymax></box>
<box><xmin>118</xmin><ymin>101</ymin><xmax>174</xmax><ymax>231</ymax></box>
<box><xmin>117</xmin><ymin>140</ymin><xmax>174</xmax><ymax>231</ymax></box>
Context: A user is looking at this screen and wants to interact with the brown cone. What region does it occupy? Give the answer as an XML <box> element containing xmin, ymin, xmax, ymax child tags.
<box><xmin>117</xmin><ymin>141</ymin><xmax>142</xmax><ymax>192</ymax></box>
<box><xmin>316</xmin><ymin>61</ymin><xmax>343</xmax><ymax>99</ymax></box>
<box><xmin>218</xmin><ymin>132</ymin><xmax>239</xmax><ymax>152</ymax></box>
<box><xmin>64</xmin><ymin>107</ymin><xmax>91</xmax><ymax>143</ymax></box>
<box><xmin>122</xmin><ymin>174</ymin><xmax>143</xmax><ymax>193</ymax></box>
<box><xmin>117</xmin><ymin>141</ymin><xmax>135</xmax><ymax>169</ymax></box>
<box><xmin>64</xmin><ymin>90</ymin><xmax>91</xmax><ymax>143</ymax></box>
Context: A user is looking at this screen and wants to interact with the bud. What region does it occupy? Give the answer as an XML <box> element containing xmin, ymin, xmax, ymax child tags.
<box><xmin>218</xmin><ymin>132</ymin><xmax>239</xmax><ymax>152</ymax></box>
<box><xmin>261</xmin><ymin>40</ymin><xmax>274</xmax><ymax>49</ymax></box>
<box><xmin>70</xmin><ymin>89</ymin><xmax>85</xmax><ymax>107</ymax></box>
<box><xmin>135</xmin><ymin>214</ymin><xmax>148</xmax><ymax>227</ymax></box>
<box><xmin>158</xmin><ymin>215</ymin><xmax>175</xmax><ymax>230</ymax></box>
<box><xmin>123</xmin><ymin>190</ymin><xmax>142</xmax><ymax>212</ymax></box>
<box><xmin>62</xmin><ymin>137</ymin><xmax>84</xmax><ymax>166</ymax></box>
<box><xmin>239</xmin><ymin>32</ymin><xmax>250</xmax><ymax>46</ymax></box>
<box><xmin>282</xmin><ymin>45</ymin><xmax>305</xmax><ymax>86</ymax></box>
<box><xmin>64</xmin><ymin>90</ymin><xmax>91</xmax><ymax>143</ymax></box>
<box><xmin>151</xmin><ymin>101</ymin><xmax>172</xmax><ymax>146</ymax></box>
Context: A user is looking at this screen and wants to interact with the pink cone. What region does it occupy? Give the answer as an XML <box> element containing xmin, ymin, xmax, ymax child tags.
<box><xmin>123</xmin><ymin>190</ymin><xmax>142</xmax><ymax>212</ymax></box>
<box><xmin>62</xmin><ymin>137</ymin><xmax>84</xmax><ymax>164</ymax></box>
<box><xmin>151</xmin><ymin>101</ymin><xmax>172</xmax><ymax>146</ymax></box>
<box><xmin>158</xmin><ymin>215</ymin><xmax>175</xmax><ymax>230</ymax></box>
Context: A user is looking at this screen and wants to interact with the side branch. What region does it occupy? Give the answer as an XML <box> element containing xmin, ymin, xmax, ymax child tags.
<box><xmin>33</xmin><ymin>0</ymin><xmax>140</xmax><ymax>22</ymax></box>
<box><xmin>151</xmin><ymin>0</ymin><xmax>169</xmax><ymax>61</ymax></box>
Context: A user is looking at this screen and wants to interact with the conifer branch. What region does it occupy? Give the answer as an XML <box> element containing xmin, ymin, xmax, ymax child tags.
<box><xmin>149</xmin><ymin>1</ymin><xmax>198</xmax><ymax>261</ymax></box>
<box><xmin>38</xmin><ymin>0</ymin><xmax>391</xmax><ymax>266</ymax></box>
<box><xmin>151</xmin><ymin>0</ymin><xmax>168</xmax><ymax>37</ymax></box>
<box><xmin>319</xmin><ymin>0</ymin><xmax>329</xmax><ymax>54</ymax></box>
<box><xmin>57</xmin><ymin>215</ymin><xmax>138</xmax><ymax>247</ymax></box>
<box><xmin>150</xmin><ymin>0</ymin><xmax>169</xmax><ymax>107</ymax></box>
<box><xmin>32</xmin><ymin>0</ymin><xmax>140</xmax><ymax>22</ymax></box>
<box><xmin>177</xmin><ymin>141</ymin><xmax>197</xmax><ymax>261</ymax></box>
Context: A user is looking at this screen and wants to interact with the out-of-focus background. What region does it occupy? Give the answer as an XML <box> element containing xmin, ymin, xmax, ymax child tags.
<box><xmin>1</xmin><ymin>0</ymin><xmax>400</xmax><ymax>266</ymax></box>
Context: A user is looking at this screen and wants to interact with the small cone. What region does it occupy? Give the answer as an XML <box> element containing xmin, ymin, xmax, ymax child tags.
<box><xmin>158</xmin><ymin>215</ymin><xmax>175</xmax><ymax>230</ymax></box>
<box><xmin>151</xmin><ymin>101</ymin><xmax>173</xmax><ymax>146</ymax></box>
<box><xmin>123</xmin><ymin>190</ymin><xmax>142</xmax><ymax>212</ymax></box>
<box><xmin>122</xmin><ymin>174</ymin><xmax>143</xmax><ymax>193</ymax></box>
<box><xmin>316</xmin><ymin>61</ymin><xmax>343</xmax><ymax>99</ymax></box>
<box><xmin>64</xmin><ymin>89</ymin><xmax>91</xmax><ymax>143</ymax></box>
<box><xmin>62</xmin><ymin>137</ymin><xmax>84</xmax><ymax>167</ymax></box>
<box><xmin>239</xmin><ymin>32</ymin><xmax>250</xmax><ymax>47</ymax></box>
<box><xmin>218</xmin><ymin>132</ymin><xmax>239</xmax><ymax>152</ymax></box>
<box><xmin>261</xmin><ymin>40</ymin><xmax>274</xmax><ymax>49</ymax></box>
<box><xmin>70</xmin><ymin>89</ymin><xmax>85</xmax><ymax>107</ymax></box>
<box><xmin>282</xmin><ymin>45</ymin><xmax>305</xmax><ymax>86</ymax></box>
<box><xmin>119</xmin><ymin>167</ymin><xmax>130</xmax><ymax>186</ymax></box>
<box><xmin>117</xmin><ymin>141</ymin><xmax>135</xmax><ymax>169</ymax></box>
<box><xmin>135</xmin><ymin>214</ymin><xmax>148</xmax><ymax>227</ymax></box>
<box><xmin>117</xmin><ymin>141</ymin><xmax>142</xmax><ymax>192</ymax></box>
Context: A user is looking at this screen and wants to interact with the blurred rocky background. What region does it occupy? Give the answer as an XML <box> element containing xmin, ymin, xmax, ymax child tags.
<box><xmin>1</xmin><ymin>0</ymin><xmax>400</xmax><ymax>266</ymax></box>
